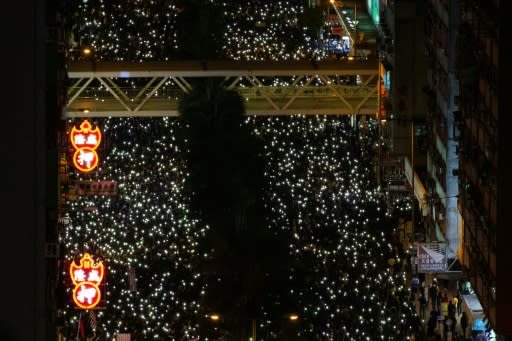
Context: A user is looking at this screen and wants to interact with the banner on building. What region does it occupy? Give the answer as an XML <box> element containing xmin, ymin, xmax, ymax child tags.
<box><xmin>73</xmin><ymin>180</ymin><xmax>118</xmax><ymax>196</ymax></box>
<box><xmin>116</xmin><ymin>333</ymin><xmax>131</xmax><ymax>341</ymax></box>
<box><xmin>417</xmin><ymin>243</ymin><xmax>447</xmax><ymax>273</ymax></box>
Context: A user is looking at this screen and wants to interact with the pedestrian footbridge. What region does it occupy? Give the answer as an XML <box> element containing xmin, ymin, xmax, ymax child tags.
<box><xmin>66</xmin><ymin>58</ymin><xmax>379</xmax><ymax>117</ymax></box>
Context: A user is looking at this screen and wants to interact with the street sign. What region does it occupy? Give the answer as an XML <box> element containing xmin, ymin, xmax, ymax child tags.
<box><xmin>69</xmin><ymin>253</ymin><xmax>106</xmax><ymax>309</ymax></box>
<box><xmin>417</xmin><ymin>243</ymin><xmax>447</xmax><ymax>273</ymax></box>
<box><xmin>70</xmin><ymin>119</ymin><xmax>102</xmax><ymax>173</ymax></box>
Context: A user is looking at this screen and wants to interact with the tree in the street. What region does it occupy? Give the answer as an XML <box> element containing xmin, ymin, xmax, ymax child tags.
<box><xmin>178</xmin><ymin>79</ymin><xmax>292</xmax><ymax>340</ymax></box>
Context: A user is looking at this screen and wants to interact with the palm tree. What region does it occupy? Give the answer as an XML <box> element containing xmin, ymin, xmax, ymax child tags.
<box><xmin>178</xmin><ymin>79</ymin><xmax>291</xmax><ymax>340</ymax></box>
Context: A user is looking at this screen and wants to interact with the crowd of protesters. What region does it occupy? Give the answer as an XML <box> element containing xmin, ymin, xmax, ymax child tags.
<box><xmin>406</xmin><ymin>273</ymin><xmax>471</xmax><ymax>341</ymax></box>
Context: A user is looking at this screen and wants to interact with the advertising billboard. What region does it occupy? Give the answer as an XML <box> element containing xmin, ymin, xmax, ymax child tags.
<box><xmin>417</xmin><ymin>243</ymin><xmax>447</xmax><ymax>273</ymax></box>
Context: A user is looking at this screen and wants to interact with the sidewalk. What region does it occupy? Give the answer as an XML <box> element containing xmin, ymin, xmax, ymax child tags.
<box><xmin>408</xmin><ymin>271</ymin><xmax>470</xmax><ymax>340</ymax></box>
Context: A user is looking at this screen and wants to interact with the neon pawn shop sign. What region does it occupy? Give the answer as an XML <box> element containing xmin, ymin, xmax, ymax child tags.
<box><xmin>70</xmin><ymin>119</ymin><xmax>101</xmax><ymax>172</ymax></box>
<box><xmin>69</xmin><ymin>253</ymin><xmax>105</xmax><ymax>309</ymax></box>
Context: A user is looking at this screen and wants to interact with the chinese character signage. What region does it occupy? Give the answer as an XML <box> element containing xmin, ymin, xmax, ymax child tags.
<box><xmin>379</xmin><ymin>79</ymin><xmax>387</xmax><ymax>120</ymax></box>
<box><xmin>70</xmin><ymin>120</ymin><xmax>101</xmax><ymax>173</ymax></box>
<box><xmin>73</xmin><ymin>180</ymin><xmax>118</xmax><ymax>197</ymax></box>
<box><xmin>69</xmin><ymin>253</ymin><xmax>105</xmax><ymax>309</ymax></box>
<box><xmin>417</xmin><ymin>243</ymin><xmax>447</xmax><ymax>273</ymax></box>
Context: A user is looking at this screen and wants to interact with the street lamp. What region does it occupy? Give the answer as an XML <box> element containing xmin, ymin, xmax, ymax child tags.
<box><xmin>289</xmin><ymin>314</ymin><xmax>299</xmax><ymax>321</ymax></box>
<box><xmin>82</xmin><ymin>47</ymin><xmax>92</xmax><ymax>56</ymax></box>
<box><xmin>80</xmin><ymin>46</ymin><xmax>94</xmax><ymax>60</ymax></box>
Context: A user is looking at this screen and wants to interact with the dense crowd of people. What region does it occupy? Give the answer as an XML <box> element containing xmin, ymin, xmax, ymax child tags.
<box><xmin>62</xmin><ymin>116</ymin><xmax>420</xmax><ymax>340</ymax></box>
<box><xmin>63</xmin><ymin>0</ymin><xmax>325</xmax><ymax>62</ymax></box>
<box><xmin>60</xmin><ymin>1</ymin><xmax>421</xmax><ymax>340</ymax></box>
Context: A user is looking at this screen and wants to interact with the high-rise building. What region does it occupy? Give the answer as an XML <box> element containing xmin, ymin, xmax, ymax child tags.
<box><xmin>377</xmin><ymin>0</ymin><xmax>431</xmax><ymax>247</ymax></box>
<box><xmin>455</xmin><ymin>0</ymin><xmax>509</xmax><ymax>335</ymax></box>
<box><xmin>380</xmin><ymin>0</ymin><xmax>509</xmax><ymax>336</ymax></box>
<box><xmin>422</xmin><ymin>0</ymin><xmax>462</xmax><ymax>271</ymax></box>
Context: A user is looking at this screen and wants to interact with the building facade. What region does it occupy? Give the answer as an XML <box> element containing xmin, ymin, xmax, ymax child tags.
<box><xmin>378</xmin><ymin>0</ymin><xmax>510</xmax><ymax>336</ymax></box>
<box><xmin>455</xmin><ymin>0</ymin><xmax>508</xmax><ymax>335</ymax></box>
<box><xmin>382</xmin><ymin>0</ymin><xmax>509</xmax><ymax>336</ymax></box>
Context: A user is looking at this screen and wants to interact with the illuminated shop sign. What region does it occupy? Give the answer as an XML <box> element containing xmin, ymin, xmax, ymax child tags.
<box><xmin>70</xmin><ymin>119</ymin><xmax>101</xmax><ymax>172</ymax></box>
<box><xmin>69</xmin><ymin>253</ymin><xmax>105</xmax><ymax>309</ymax></box>
<box><xmin>379</xmin><ymin>79</ymin><xmax>387</xmax><ymax>120</ymax></box>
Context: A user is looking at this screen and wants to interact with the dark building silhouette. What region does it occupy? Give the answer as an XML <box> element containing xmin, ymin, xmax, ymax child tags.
<box><xmin>379</xmin><ymin>0</ymin><xmax>509</xmax><ymax>337</ymax></box>
<box><xmin>455</xmin><ymin>0</ymin><xmax>509</xmax><ymax>335</ymax></box>
<box><xmin>0</xmin><ymin>0</ymin><xmax>64</xmax><ymax>340</ymax></box>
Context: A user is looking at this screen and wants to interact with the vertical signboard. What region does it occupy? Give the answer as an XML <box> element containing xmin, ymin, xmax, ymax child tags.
<box><xmin>69</xmin><ymin>253</ymin><xmax>106</xmax><ymax>309</ymax></box>
<box><xmin>417</xmin><ymin>243</ymin><xmax>447</xmax><ymax>273</ymax></box>
<box><xmin>379</xmin><ymin>78</ymin><xmax>387</xmax><ymax>120</ymax></box>
<box><xmin>70</xmin><ymin>119</ymin><xmax>102</xmax><ymax>173</ymax></box>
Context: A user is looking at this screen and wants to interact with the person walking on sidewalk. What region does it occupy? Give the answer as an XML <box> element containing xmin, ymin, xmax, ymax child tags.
<box><xmin>444</xmin><ymin>317</ymin><xmax>453</xmax><ymax>341</ymax></box>
<box><xmin>452</xmin><ymin>295</ymin><xmax>459</xmax><ymax>316</ymax></box>
<box><xmin>460</xmin><ymin>312</ymin><xmax>468</xmax><ymax>340</ymax></box>
<box><xmin>455</xmin><ymin>292</ymin><xmax>462</xmax><ymax>315</ymax></box>
<box><xmin>438</xmin><ymin>290</ymin><xmax>446</xmax><ymax>314</ymax></box>
<box><xmin>419</xmin><ymin>292</ymin><xmax>427</xmax><ymax>318</ymax></box>
<box><xmin>427</xmin><ymin>311</ymin><xmax>437</xmax><ymax>338</ymax></box>
<box><xmin>448</xmin><ymin>300</ymin><xmax>456</xmax><ymax>319</ymax></box>
<box><xmin>429</xmin><ymin>282</ymin><xmax>439</xmax><ymax>310</ymax></box>
<box><xmin>421</xmin><ymin>278</ymin><xmax>427</xmax><ymax>300</ymax></box>
<box><xmin>412</xmin><ymin>275</ymin><xmax>420</xmax><ymax>296</ymax></box>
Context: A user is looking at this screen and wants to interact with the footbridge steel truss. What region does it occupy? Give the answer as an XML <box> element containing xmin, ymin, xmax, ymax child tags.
<box><xmin>66</xmin><ymin>58</ymin><xmax>379</xmax><ymax>117</ymax></box>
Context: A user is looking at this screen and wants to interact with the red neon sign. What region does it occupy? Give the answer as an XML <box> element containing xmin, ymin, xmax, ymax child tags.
<box><xmin>69</xmin><ymin>253</ymin><xmax>105</xmax><ymax>309</ymax></box>
<box><xmin>70</xmin><ymin>120</ymin><xmax>102</xmax><ymax>172</ymax></box>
